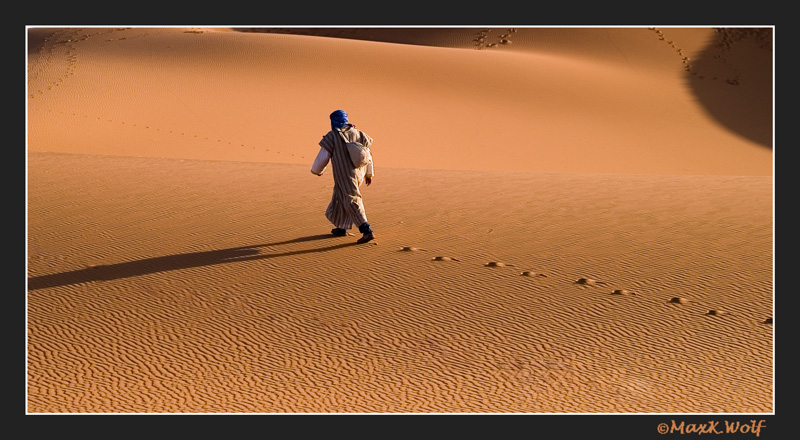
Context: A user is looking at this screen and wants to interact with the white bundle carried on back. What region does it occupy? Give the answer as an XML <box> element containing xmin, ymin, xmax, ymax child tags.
<box><xmin>338</xmin><ymin>130</ymin><xmax>372</xmax><ymax>168</ymax></box>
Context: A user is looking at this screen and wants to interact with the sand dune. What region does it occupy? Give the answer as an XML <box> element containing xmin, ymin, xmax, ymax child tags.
<box><xmin>26</xmin><ymin>26</ymin><xmax>773</xmax><ymax>413</ymax></box>
<box><xmin>28</xmin><ymin>26</ymin><xmax>771</xmax><ymax>175</ymax></box>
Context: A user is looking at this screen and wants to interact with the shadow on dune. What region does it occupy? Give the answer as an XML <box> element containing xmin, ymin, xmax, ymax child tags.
<box><xmin>685</xmin><ymin>28</ymin><xmax>773</xmax><ymax>149</ymax></box>
<box><xmin>28</xmin><ymin>234</ymin><xmax>358</xmax><ymax>291</ymax></box>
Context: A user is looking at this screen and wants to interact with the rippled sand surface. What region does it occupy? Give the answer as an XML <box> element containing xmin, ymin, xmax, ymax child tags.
<box><xmin>27</xmin><ymin>152</ymin><xmax>772</xmax><ymax>413</ymax></box>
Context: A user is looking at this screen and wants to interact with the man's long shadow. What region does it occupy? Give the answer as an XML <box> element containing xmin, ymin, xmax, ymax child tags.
<box><xmin>28</xmin><ymin>234</ymin><xmax>357</xmax><ymax>291</ymax></box>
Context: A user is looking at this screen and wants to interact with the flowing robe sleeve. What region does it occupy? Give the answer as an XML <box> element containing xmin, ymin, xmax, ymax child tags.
<box><xmin>310</xmin><ymin>147</ymin><xmax>330</xmax><ymax>175</ymax></box>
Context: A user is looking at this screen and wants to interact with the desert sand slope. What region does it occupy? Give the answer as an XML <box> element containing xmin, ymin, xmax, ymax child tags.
<box><xmin>27</xmin><ymin>151</ymin><xmax>772</xmax><ymax>413</ymax></box>
<box><xmin>27</xmin><ymin>27</ymin><xmax>773</xmax><ymax>413</ymax></box>
<box><xmin>27</xmin><ymin>26</ymin><xmax>772</xmax><ymax>175</ymax></box>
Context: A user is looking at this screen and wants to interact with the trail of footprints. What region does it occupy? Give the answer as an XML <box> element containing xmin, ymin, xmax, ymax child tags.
<box><xmin>647</xmin><ymin>27</ymin><xmax>764</xmax><ymax>86</ymax></box>
<box><xmin>472</xmin><ymin>28</ymin><xmax>516</xmax><ymax>50</ymax></box>
<box><xmin>29</xmin><ymin>28</ymin><xmax>138</xmax><ymax>97</ymax></box>
<box><xmin>398</xmin><ymin>245</ymin><xmax>772</xmax><ymax>325</ymax></box>
<box><xmin>29</xmin><ymin>28</ymin><xmax>300</xmax><ymax>159</ymax></box>
<box><xmin>40</xmin><ymin>109</ymin><xmax>301</xmax><ymax>158</ymax></box>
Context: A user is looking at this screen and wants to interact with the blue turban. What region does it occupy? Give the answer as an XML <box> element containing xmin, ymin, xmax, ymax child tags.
<box><xmin>330</xmin><ymin>109</ymin><xmax>350</xmax><ymax>130</ymax></box>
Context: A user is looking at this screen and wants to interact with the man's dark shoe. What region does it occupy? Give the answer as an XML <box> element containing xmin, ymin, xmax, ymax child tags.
<box><xmin>331</xmin><ymin>228</ymin><xmax>348</xmax><ymax>237</ymax></box>
<box><xmin>356</xmin><ymin>231</ymin><xmax>375</xmax><ymax>244</ymax></box>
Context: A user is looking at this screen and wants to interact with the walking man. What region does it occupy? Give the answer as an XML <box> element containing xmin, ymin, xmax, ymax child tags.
<box><xmin>311</xmin><ymin>110</ymin><xmax>376</xmax><ymax>244</ymax></box>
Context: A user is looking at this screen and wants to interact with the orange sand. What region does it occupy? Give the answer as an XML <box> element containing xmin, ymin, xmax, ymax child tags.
<box><xmin>27</xmin><ymin>26</ymin><xmax>773</xmax><ymax>413</ymax></box>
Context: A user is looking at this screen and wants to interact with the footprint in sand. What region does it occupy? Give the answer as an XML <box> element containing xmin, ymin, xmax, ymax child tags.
<box><xmin>484</xmin><ymin>261</ymin><xmax>514</xmax><ymax>267</ymax></box>
<box><xmin>763</xmin><ymin>317</ymin><xmax>773</xmax><ymax>324</ymax></box>
<box><xmin>574</xmin><ymin>277</ymin><xmax>610</xmax><ymax>286</ymax></box>
<box><xmin>610</xmin><ymin>289</ymin><xmax>638</xmax><ymax>297</ymax></box>
<box><xmin>706</xmin><ymin>309</ymin><xmax>729</xmax><ymax>316</ymax></box>
<box><xmin>520</xmin><ymin>271</ymin><xmax>548</xmax><ymax>278</ymax></box>
<box><xmin>399</xmin><ymin>246</ymin><xmax>427</xmax><ymax>252</ymax></box>
<box><xmin>667</xmin><ymin>297</ymin><xmax>691</xmax><ymax>305</ymax></box>
<box><xmin>432</xmin><ymin>256</ymin><xmax>460</xmax><ymax>262</ymax></box>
